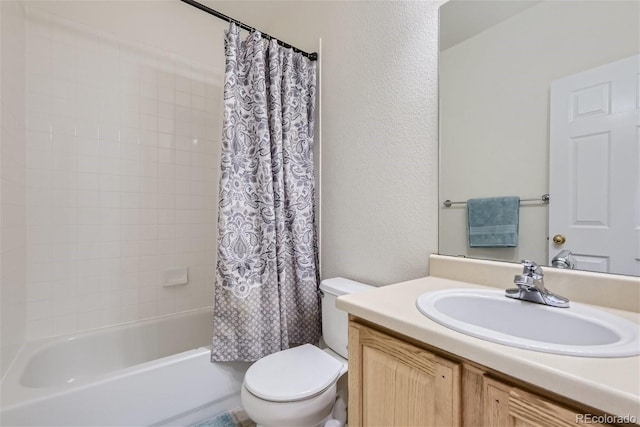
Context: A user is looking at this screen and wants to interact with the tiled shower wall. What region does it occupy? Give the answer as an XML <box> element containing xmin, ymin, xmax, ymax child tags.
<box><xmin>1</xmin><ymin>0</ymin><xmax>27</xmax><ymax>376</ymax></box>
<box><xmin>24</xmin><ymin>7</ymin><xmax>222</xmax><ymax>339</ymax></box>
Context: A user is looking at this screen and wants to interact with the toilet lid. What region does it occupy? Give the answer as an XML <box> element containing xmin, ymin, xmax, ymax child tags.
<box><xmin>244</xmin><ymin>344</ymin><xmax>343</xmax><ymax>402</ymax></box>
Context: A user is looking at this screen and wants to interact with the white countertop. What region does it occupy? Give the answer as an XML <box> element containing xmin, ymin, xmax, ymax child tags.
<box><xmin>337</xmin><ymin>276</ymin><xmax>640</xmax><ymax>419</ymax></box>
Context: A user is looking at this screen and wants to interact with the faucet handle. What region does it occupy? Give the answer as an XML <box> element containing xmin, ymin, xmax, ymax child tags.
<box><xmin>552</xmin><ymin>250</ymin><xmax>576</xmax><ymax>269</ymax></box>
<box><xmin>520</xmin><ymin>259</ymin><xmax>543</xmax><ymax>278</ymax></box>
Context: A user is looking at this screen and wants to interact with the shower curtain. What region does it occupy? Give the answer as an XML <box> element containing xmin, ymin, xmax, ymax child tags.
<box><xmin>211</xmin><ymin>23</ymin><xmax>320</xmax><ymax>362</ymax></box>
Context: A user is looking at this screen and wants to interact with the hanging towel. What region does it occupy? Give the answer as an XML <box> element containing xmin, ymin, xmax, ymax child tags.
<box><xmin>467</xmin><ymin>196</ymin><xmax>520</xmax><ymax>247</ymax></box>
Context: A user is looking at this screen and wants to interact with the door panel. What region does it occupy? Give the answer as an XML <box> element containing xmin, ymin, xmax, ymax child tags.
<box><xmin>549</xmin><ymin>55</ymin><xmax>640</xmax><ymax>275</ymax></box>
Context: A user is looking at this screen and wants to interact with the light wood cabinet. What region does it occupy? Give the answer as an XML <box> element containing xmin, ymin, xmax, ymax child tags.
<box><xmin>483</xmin><ymin>377</ymin><xmax>607</xmax><ymax>427</ymax></box>
<box><xmin>348</xmin><ymin>319</ymin><xmax>623</xmax><ymax>427</ymax></box>
<box><xmin>348</xmin><ymin>321</ymin><xmax>461</xmax><ymax>427</ymax></box>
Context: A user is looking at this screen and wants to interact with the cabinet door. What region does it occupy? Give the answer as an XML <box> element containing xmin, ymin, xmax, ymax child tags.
<box><xmin>349</xmin><ymin>322</ymin><xmax>461</xmax><ymax>427</ymax></box>
<box><xmin>483</xmin><ymin>377</ymin><xmax>608</xmax><ymax>427</ymax></box>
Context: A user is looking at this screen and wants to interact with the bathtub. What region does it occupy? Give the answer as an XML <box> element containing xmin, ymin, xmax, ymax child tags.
<box><xmin>0</xmin><ymin>308</ymin><xmax>251</xmax><ymax>426</ymax></box>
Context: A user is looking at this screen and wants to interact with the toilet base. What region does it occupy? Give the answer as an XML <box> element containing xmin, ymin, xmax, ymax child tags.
<box><xmin>241</xmin><ymin>383</ymin><xmax>337</xmax><ymax>427</ymax></box>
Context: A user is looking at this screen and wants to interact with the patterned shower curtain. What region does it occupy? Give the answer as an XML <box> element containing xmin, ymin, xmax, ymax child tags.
<box><xmin>211</xmin><ymin>23</ymin><xmax>320</xmax><ymax>362</ymax></box>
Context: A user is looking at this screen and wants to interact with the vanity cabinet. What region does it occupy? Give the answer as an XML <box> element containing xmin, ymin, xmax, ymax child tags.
<box><xmin>348</xmin><ymin>321</ymin><xmax>461</xmax><ymax>426</ymax></box>
<box><xmin>482</xmin><ymin>376</ymin><xmax>610</xmax><ymax>426</ymax></box>
<box><xmin>348</xmin><ymin>319</ymin><xmax>619</xmax><ymax>427</ymax></box>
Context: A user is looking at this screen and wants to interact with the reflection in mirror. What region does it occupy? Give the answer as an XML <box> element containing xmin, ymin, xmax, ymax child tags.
<box><xmin>438</xmin><ymin>0</ymin><xmax>639</xmax><ymax>276</ymax></box>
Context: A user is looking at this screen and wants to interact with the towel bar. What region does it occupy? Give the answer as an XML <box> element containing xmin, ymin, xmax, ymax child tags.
<box><xmin>442</xmin><ymin>194</ymin><xmax>549</xmax><ymax>208</ymax></box>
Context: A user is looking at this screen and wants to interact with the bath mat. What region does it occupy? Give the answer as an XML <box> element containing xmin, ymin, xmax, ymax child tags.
<box><xmin>191</xmin><ymin>408</ymin><xmax>255</xmax><ymax>427</ymax></box>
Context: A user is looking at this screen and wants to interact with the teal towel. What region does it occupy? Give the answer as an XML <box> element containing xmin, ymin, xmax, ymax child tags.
<box><xmin>467</xmin><ymin>196</ymin><xmax>520</xmax><ymax>247</ymax></box>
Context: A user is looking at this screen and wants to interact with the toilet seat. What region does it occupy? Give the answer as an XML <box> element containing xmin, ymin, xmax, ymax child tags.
<box><xmin>244</xmin><ymin>344</ymin><xmax>343</xmax><ymax>402</ymax></box>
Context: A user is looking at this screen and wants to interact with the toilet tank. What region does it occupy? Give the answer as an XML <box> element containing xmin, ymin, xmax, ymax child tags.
<box><xmin>320</xmin><ymin>277</ymin><xmax>374</xmax><ymax>359</ymax></box>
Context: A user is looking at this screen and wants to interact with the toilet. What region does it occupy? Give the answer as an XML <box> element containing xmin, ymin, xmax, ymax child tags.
<box><xmin>240</xmin><ymin>277</ymin><xmax>373</xmax><ymax>427</ymax></box>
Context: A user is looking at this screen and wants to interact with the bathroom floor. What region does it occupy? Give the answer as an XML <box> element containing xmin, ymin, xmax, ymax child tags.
<box><xmin>191</xmin><ymin>408</ymin><xmax>255</xmax><ymax>427</ymax></box>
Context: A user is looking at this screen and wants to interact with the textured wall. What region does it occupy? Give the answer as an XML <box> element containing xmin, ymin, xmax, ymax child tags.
<box><xmin>318</xmin><ymin>1</ymin><xmax>441</xmax><ymax>285</ymax></box>
<box><xmin>0</xmin><ymin>0</ymin><xmax>26</xmax><ymax>376</ymax></box>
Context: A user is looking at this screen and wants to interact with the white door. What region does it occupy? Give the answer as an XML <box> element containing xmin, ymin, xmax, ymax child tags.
<box><xmin>549</xmin><ymin>55</ymin><xmax>639</xmax><ymax>276</ymax></box>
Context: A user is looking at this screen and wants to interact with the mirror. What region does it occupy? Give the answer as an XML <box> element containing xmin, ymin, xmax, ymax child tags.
<box><xmin>438</xmin><ymin>0</ymin><xmax>639</xmax><ymax>276</ymax></box>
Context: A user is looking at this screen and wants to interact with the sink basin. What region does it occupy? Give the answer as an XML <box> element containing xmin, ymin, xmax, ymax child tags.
<box><xmin>416</xmin><ymin>289</ymin><xmax>640</xmax><ymax>357</ymax></box>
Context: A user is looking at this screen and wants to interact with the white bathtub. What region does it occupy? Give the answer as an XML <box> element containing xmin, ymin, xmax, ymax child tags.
<box><xmin>0</xmin><ymin>308</ymin><xmax>250</xmax><ymax>426</ymax></box>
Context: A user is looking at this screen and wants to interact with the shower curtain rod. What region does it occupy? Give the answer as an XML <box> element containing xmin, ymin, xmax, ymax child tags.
<box><xmin>179</xmin><ymin>0</ymin><xmax>318</xmax><ymax>61</ymax></box>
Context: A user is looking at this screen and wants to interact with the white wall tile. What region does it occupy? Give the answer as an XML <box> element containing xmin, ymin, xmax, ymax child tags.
<box><xmin>120</xmin><ymin>144</ymin><xmax>139</xmax><ymax>162</ymax></box>
<box><xmin>77</xmin><ymin>154</ymin><xmax>100</xmax><ymax>173</ymax></box>
<box><xmin>26</xmin><ymin>205</ymin><xmax>53</xmax><ymax>226</ymax></box>
<box><xmin>100</xmin><ymin>124</ymin><xmax>120</xmax><ymax>142</ymax></box>
<box><xmin>158</xmin><ymin>165</ymin><xmax>175</xmax><ymax>182</ymax></box>
<box><xmin>26</xmin><ymin>319</ymin><xmax>54</xmax><ymax>340</ymax></box>
<box><xmin>100</xmin><ymin>174</ymin><xmax>120</xmax><ymax>191</ymax></box>
<box><xmin>119</xmin><ymin>176</ymin><xmax>139</xmax><ymax>193</ymax></box>
<box><xmin>51</xmin><ymin>76</ymin><xmax>74</xmax><ymax>98</ymax></box>
<box><xmin>76</xmin><ymin>98</ymin><xmax>100</xmax><ymax>122</ymax></box>
<box><xmin>27</xmin><ymin>73</ymin><xmax>52</xmax><ymax>96</ymax></box>
<box><xmin>175</xmin><ymin>75</ymin><xmax>190</xmax><ymax>93</ymax></box>
<box><xmin>174</xmin><ymin>135</ymin><xmax>191</xmax><ymax>152</ymax></box>
<box><xmin>26</xmin><ymin>299</ymin><xmax>53</xmax><ymax>321</ymax></box>
<box><xmin>51</xmin><ymin>132</ymin><xmax>74</xmax><ymax>152</ymax></box>
<box><xmin>52</xmin><ymin>151</ymin><xmax>75</xmax><ymax>172</ymax></box>
<box><xmin>174</xmin><ymin>179</ymin><xmax>189</xmax><ymax>195</ymax></box>
<box><xmin>27</xmin><ymin>130</ymin><xmax>51</xmax><ymax>151</ymax></box>
<box><xmin>138</xmin><ymin>241</ymin><xmax>157</xmax><ymax>257</ymax></box>
<box><xmin>27</xmin><ymin>111</ymin><xmax>51</xmax><ymax>132</ymax></box>
<box><xmin>26</xmin><ymin>169</ymin><xmax>52</xmax><ymax>190</ymax></box>
<box><xmin>51</xmin><ymin>192</ymin><xmax>74</xmax><ymax>210</ymax></box>
<box><xmin>51</xmin><ymin>210</ymin><xmax>75</xmax><ymax>229</ymax></box>
<box><xmin>51</xmin><ymin>114</ymin><xmax>75</xmax><ymax>135</ymax></box>
<box><xmin>138</xmin><ymin>98</ymin><xmax>155</xmax><ymax>116</ymax></box>
<box><xmin>158</xmin><ymin>102</ymin><xmax>174</xmax><ymax>120</ymax></box>
<box><xmin>139</xmin><ymin>179</ymin><xmax>158</xmax><ymax>195</ymax></box>
<box><xmin>139</xmin><ymin>130</ymin><xmax>158</xmax><ymax>147</ymax></box>
<box><xmin>119</xmin><ymin>242</ymin><xmax>139</xmax><ymax>259</ymax></box>
<box><xmin>139</xmin><ymin>145</ymin><xmax>158</xmax><ymax>163</ymax></box>
<box><xmin>26</xmin><ymin>148</ymin><xmax>51</xmax><ymax>170</ymax></box>
<box><xmin>100</xmin><ymin>224</ymin><xmax>120</xmax><ymax>242</ymax></box>
<box><xmin>77</xmin><ymin>172</ymin><xmax>100</xmax><ymax>190</ymax></box>
<box><xmin>119</xmin><ymin>192</ymin><xmax>140</xmax><ymax>209</ymax></box>
<box><xmin>99</xmin><ymin>157</ymin><xmax>121</xmax><ymax>175</ymax></box>
<box><xmin>191</xmin><ymin>94</ymin><xmax>205</xmax><ymax>111</ymax></box>
<box><xmin>119</xmin><ymin>159</ymin><xmax>140</xmax><ymax>177</ymax></box>
<box><xmin>50</xmin><ymin>97</ymin><xmax>74</xmax><ymax>119</ymax></box>
<box><xmin>53</xmin><ymin>314</ymin><xmax>78</xmax><ymax>335</ymax></box>
<box><xmin>119</xmin><ymin>305</ymin><xmax>138</xmax><ymax>323</ymax></box>
<box><xmin>50</xmin><ymin>21</ymin><xmax>75</xmax><ymax>45</ymax></box>
<box><xmin>100</xmin><ymin>241</ymin><xmax>120</xmax><ymax>258</ymax></box>
<box><xmin>53</xmin><ymin>293</ymin><xmax>78</xmax><ymax>316</ymax></box>
<box><xmin>21</xmin><ymin>7</ymin><xmax>221</xmax><ymax>341</ymax></box>
<box><xmin>158</xmin><ymin>239</ymin><xmax>175</xmax><ymax>255</ymax></box>
<box><xmin>52</xmin><ymin>243</ymin><xmax>76</xmax><ymax>261</ymax></box>
<box><xmin>27</xmin><ymin>92</ymin><xmax>51</xmax><ymax>114</ymax></box>
<box><xmin>77</xmin><ymin>189</ymin><xmax>100</xmax><ymax>207</ymax></box>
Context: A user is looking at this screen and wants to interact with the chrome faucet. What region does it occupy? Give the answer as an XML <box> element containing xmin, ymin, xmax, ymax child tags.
<box><xmin>505</xmin><ymin>260</ymin><xmax>569</xmax><ymax>308</ymax></box>
<box><xmin>551</xmin><ymin>250</ymin><xmax>576</xmax><ymax>269</ymax></box>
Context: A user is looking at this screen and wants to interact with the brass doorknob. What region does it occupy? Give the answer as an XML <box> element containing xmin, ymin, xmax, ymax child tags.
<box><xmin>552</xmin><ymin>234</ymin><xmax>566</xmax><ymax>245</ymax></box>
